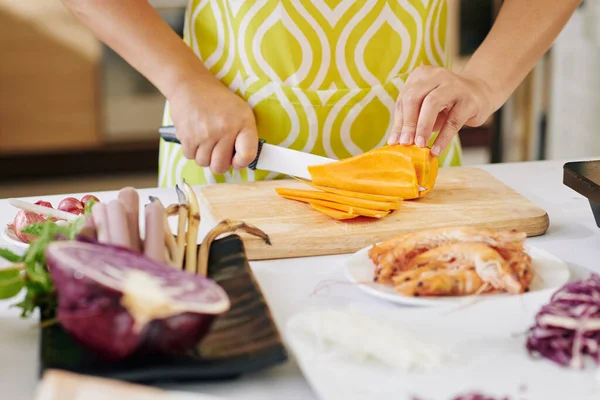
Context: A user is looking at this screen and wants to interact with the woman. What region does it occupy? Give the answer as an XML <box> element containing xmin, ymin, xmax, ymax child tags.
<box><xmin>62</xmin><ymin>0</ymin><xmax>581</xmax><ymax>187</ymax></box>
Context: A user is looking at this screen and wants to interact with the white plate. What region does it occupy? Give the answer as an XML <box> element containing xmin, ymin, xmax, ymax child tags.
<box><xmin>344</xmin><ymin>243</ymin><xmax>570</xmax><ymax>306</ymax></box>
<box><xmin>1</xmin><ymin>216</ymin><xmax>182</xmax><ymax>251</ymax></box>
<box><xmin>1</xmin><ymin>226</ymin><xmax>28</xmax><ymax>249</ymax></box>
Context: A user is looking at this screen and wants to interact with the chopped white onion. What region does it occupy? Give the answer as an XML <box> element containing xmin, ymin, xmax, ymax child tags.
<box><xmin>291</xmin><ymin>308</ymin><xmax>449</xmax><ymax>371</ymax></box>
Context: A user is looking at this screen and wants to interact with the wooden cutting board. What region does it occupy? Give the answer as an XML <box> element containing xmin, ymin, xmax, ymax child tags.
<box><xmin>198</xmin><ymin>167</ymin><xmax>549</xmax><ymax>261</ymax></box>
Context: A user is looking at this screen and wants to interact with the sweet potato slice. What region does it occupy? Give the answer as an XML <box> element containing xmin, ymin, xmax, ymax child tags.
<box><xmin>376</xmin><ymin>145</ymin><xmax>438</xmax><ymax>198</ymax></box>
<box><xmin>274</xmin><ymin>188</ymin><xmax>399</xmax><ymax>211</ymax></box>
<box><xmin>280</xmin><ymin>194</ymin><xmax>390</xmax><ymax>219</ymax></box>
<box><xmin>307</xmin><ymin>145</ymin><xmax>438</xmax><ymax>200</ymax></box>
<box><xmin>307</xmin><ymin>149</ymin><xmax>420</xmax><ymax>199</ymax></box>
<box><xmin>309</xmin><ymin>203</ymin><xmax>358</xmax><ymax>220</ymax></box>
<box><xmin>292</xmin><ymin>177</ymin><xmax>404</xmax><ymax>203</ymax></box>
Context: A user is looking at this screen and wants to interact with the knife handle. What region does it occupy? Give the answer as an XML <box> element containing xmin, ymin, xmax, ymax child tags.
<box><xmin>158</xmin><ymin>126</ymin><xmax>265</xmax><ymax>171</ymax></box>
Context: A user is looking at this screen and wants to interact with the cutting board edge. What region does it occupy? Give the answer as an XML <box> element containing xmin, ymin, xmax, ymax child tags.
<box><xmin>197</xmin><ymin>188</ymin><xmax>224</xmax><ymax>225</ymax></box>
<box><xmin>521</xmin><ymin>210</ymin><xmax>550</xmax><ymax>237</ymax></box>
<box><xmin>239</xmin><ymin>212</ymin><xmax>551</xmax><ymax>261</ymax></box>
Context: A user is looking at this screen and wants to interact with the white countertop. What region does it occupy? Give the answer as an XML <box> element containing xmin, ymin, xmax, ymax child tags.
<box><xmin>1</xmin><ymin>158</ymin><xmax>598</xmax><ymax>400</ymax></box>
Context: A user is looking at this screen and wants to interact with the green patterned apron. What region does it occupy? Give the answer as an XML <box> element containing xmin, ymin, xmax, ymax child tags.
<box><xmin>159</xmin><ymin>0</ymin><xmax>463</xmax><ymax>187</ymax></box>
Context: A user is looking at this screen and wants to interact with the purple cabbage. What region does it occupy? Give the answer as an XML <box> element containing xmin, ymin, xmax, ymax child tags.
<box><xmin>451</xmin><ymin>395</ymin><xmax>510</xmax><ymax>400</ymax></box>
<box><xmin>45</xmin><ymin>240</ymin><xmax>230</xmax><ymax>362</ymax></box>
<box><xmin>412</xmin><ymin>393</ymin><xmax>511</xmax><ymax>400</ymax></box>
<box><xmin>526</xmin><ymin>273</ymin><xmax>600</xmax><ymax>368</ymax></box>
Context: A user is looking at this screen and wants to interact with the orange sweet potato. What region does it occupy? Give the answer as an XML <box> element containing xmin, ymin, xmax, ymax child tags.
<box><xmin>307</xmin><ymin>145</ymin><xmax>438</xmax><ymax>200</ymax></box>
<box><xmin>279</xmin><ymin>194</ymin><xmax>390</xmax><ymax>219</ymax></box>
<box><xmin>292</xmin><ymin>177</ymin><xmax>404</xmax><ymax>203</ymax></box>
<box><xmin>377</xmin><ymin>144</ymin><xmax>438</xmax><ymax>198</ymax></box>
<box><xmin>274</xmin><ymin>188</ymin><xmax>400</xmax><ymax>211</ymax></box>
<box><xmin>309</xmin><ymin>203</ymin><xmax>358</xmax><ymax>220</ymax></box>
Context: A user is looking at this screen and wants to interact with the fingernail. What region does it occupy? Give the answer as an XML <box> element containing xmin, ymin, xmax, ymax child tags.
<box><xmin>387</xmin><ymin>134</ymin><xmax>399</xmax><ymax>145</ymax></box>
<box><xmin>415</xmin><ymin>136</ymin><xmax>425</xmax><ymax>147</ymax></box>
<box><xmin>400</xmin><ymin>132</ymin><xmax>410</xmax><ymax>145</ymax></box>
<box><xmin>431</xmin><ymin>145</ymin><xmax>441</xmax><ymax>156</ymax></box>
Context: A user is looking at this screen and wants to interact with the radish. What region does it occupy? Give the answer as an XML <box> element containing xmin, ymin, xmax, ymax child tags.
<box><xmin>81</xmin><ymin>194</ymin><xmax>100</xmax><ymax>207</ymax></box>
<box><xmin>35</xmin><ymin>200</ymin><xmax>53</xmax><ymax>209</ymax></box>
<box><xmin>58</xmin><ymin>197</ymin><xmax>84</xmax><ymax>215</ymax></box>
<box><xmin>10</xmin><ymin>210</ymin><xmax>46</xmax><ymax>243</ymax></box>
<box><xmin>45</xmin><ymin>240</ymin><xmax>230</xmax><ymax>362</ymax></box>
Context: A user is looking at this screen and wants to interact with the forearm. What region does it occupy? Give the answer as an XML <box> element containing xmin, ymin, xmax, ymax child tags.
<box><xmin>461</xmin><ymin>0</ymin><xmax>582</xmax><ymax>111</ymax></box>
<box><xmin>61</xmin><ymin>0</ymin><xmax>216</xmax><ymax>99</ymax></box>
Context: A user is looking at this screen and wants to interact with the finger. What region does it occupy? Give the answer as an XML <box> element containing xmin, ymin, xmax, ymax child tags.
<box><xmin>414</xmin><ymin>87</ymin><xmax>455</xmax><ymax>148</ymax></box>
<box><xmin>210</xmin><ymin>134</ymin><xmax>236</xmax><ymax>175</ymax></box>
<box><xmin>388</xmin><ymin>97</ymin><xmax>403</xmax><ymax>145</ymax></box>
<box><xmin>432</xmin><ymin>111</ymin><xmax>448</xmax><ymax>133</ymax></box>
<box><xmin>400</xmin><ymin>81</ymin><xmax>440</xmax><ymax>147</ymax></box>
<box><xmin>178</xmin><ymin>130</ymin><xmax>197</xmax><ymax>160</ymax></box>
<box><xmin>232</xmin><ymin>126</ymin><xmax>259</xmax><ymax>169</ymax></box>
<box><xmin>431</xmin><ymin>104</ymin><xmax>471</xmax><ymax>157</ymax></box>
<box><xmin>194</xmin><ymin>140</ymin><xmax>215</xmax><ymax>168</ymax></box>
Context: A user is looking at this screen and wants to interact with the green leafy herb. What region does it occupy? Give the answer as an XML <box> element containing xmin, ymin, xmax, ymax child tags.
<box><xmin>22</xmin><ymin>216</ymin><xmax>87</xmax><ymax>242</ymax></box>
<box><xmin>0</xmin><ymin>248</ymin><xmax>24</xmax><ymax>263</ymax></box>
<box><xmin>67</xmin><ymin>216</ymin><xmax>86</xmax><ymax>239</ymax></box>
<box><xmin>0</xmin><ymin>267</ymin><xmax>24</xmax><ymax>299</ymax></box>
<box><xmin>20</xmin><ymin>223</ymin><xmax>44</xmax><ymax>237</ymax></box>
<box><xmin>84</xmin><ymin>198</ymin><xmax>97</xmax><ymax>215</ymax></box>
<box><xmin>0</xmin><ymin>216</ymin><xmax>88</xmax><ymax>318</ymax></box>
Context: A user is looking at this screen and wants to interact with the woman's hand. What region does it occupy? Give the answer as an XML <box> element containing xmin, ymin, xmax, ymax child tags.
<box><xmin>388</xmin><ymin>65</ymin><xmax>495</xmax><ymax>157</ymax></box>
<box><xmin>168</xmin><ymin>78</ymin><xmax>258</xmax><ymax>174</ymax></box>
<box><xmin>59</xmin><ymin>0</ymin><xmax>259</xmax><ymax>175</ymax></box>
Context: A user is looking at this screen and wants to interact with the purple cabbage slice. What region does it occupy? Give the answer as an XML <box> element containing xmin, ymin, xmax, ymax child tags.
<box><xmin>45</xmin><ymin>240</ymin><xmax>230</xmax><ymax>362</ymax></box>
<box><xmin>526</xmin><ymin>273</ymin><xmax>600</xmax><ymax>369</ymax></box>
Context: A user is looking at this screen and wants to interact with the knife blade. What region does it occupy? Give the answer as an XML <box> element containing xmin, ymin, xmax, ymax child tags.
<box><xmin>159</xmin><ymin>126</ymin><xmax>332</xmax><ymax>180</ymax></box>
<box><xmin>159</xmin><ymin>126</ymin><xmax>426</xmax><ymax>191</ymax></box>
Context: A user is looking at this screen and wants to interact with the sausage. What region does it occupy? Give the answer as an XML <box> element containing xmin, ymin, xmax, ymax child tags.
<box><xmin>118</xmin><ymin>187</ymin><xmax>141</xmax><ymax>251</ymax></box>
<box><xmin>143</xmin><ymin>201</ymin><xmax>166</xmax><ymax>262</ymax></box>
<box><xmin>91</xmin><ymin>202</ymin><xmax>110</xmax><ymax>243</ymax></box>
<box><xmin>107</xmin><ymin>200</ymin><xmax>132</xmax><ymax>249</ymax></box>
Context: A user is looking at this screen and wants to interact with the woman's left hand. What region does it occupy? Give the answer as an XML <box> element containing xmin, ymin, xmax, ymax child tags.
<box><xmin>387</xmin><ymin>65</ymin><xmax>495</xmax><ymax>157</ymax></box>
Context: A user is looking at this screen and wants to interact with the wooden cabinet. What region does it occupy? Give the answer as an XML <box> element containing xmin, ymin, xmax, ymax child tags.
<box><xmin>0</xmin><ymin>0</ymin><xmax>102</xmax><ymax>154</ymax></box>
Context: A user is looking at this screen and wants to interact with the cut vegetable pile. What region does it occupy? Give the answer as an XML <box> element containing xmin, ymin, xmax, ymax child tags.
<box><xmin>526</xmin><ymin>273</ymin><xmax>600</xmax><ymax>369</ymax></box>
<box><xmin>0</xmin><ymin>182</ymin><xmax>271</xmax><ymax>362</ymax></box>
<box><xmin>274</xmin><ymin>144</ymin><xmax>438</xmax><ymax>221</ymax></box>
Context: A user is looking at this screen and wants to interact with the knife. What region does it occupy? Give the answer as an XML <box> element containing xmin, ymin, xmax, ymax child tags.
<box><xmin>159</xmin><ymin>126</ymin><xmax>333</xmax><ymax>180</ymax></box>
<box><xmin>159</xmin><ymin>126</ymin><xmax>426</xmax><ymax>191</ymax></box>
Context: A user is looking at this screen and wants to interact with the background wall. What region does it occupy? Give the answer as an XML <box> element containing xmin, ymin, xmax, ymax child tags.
<box><xmin>546</xmin><ymin>2</ymin><xmax>600</xmax><ymax>160</ymax></box>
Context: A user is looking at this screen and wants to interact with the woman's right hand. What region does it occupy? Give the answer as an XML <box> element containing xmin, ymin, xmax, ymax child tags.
<box><xmin>59</xmin><ymin>0</ymin><xmax>258</xmax><ymax>175</ymax></box>
<box><xmin>168</xmin><ymin>77</ymin><xmax>259</xmax><ymax>174</ymax></box>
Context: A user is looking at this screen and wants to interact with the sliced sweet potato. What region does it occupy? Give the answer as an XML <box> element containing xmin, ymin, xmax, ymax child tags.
<box><xmin>274</xmin><ymin>188</ymin><xmax>400</xmax><ymax>211</ymax></box>
<box><xmin>309</xmin><ymin>203</ymin><xmax>358</xmax><ymax>220</ymax></box>
<box><xmin>307</xmin><ymin>144</ymin><xmax>438</xmax><ymax>200</ymax></box>
<box><xmin>292</xmin><ymin>177</ymin><xmax>404</xmax><ymax>203</ymax></box>
<box><xmin>377</xmin><ymin>144</ymin><xmax>438</xmax><ymax>198</ymax></box>
<box><xmin>280</xmin><ymin>194</ymin><xmax>390</xmax><ymax>219</ymax></box>
<box><xmin>308</xmin><ymin>149</ymin><xmax>419</xmax><ymax>199</ymax></box>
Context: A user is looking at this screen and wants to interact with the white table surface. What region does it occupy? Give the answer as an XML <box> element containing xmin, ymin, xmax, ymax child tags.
<box><xmin>1</xmin><ymin>158</ymin><xmax>598</xmax><ymax>399</ymax></box>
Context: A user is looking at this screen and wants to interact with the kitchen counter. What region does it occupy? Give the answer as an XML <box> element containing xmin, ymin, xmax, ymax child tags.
<box><xmin>1</xmin><ymin>158</ymin><xmax>598</xmax><ymax>400</ymax></box>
